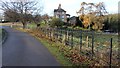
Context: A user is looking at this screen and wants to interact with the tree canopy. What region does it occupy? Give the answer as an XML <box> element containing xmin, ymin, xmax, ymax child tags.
<box><xmin>1</xmin><ymin>0</ymin><xmax>43</xmax><ymax>28</ymax></box>
<box><xmin>77</xmin><ymin>2</ymin><xmax>108</xmax><ymax>31</ymax></box>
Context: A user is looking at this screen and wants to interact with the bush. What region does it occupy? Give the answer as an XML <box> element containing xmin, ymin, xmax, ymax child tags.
<box><xmin>49</xmin><ymin>18</ymin><xmax>64</xmax><ymax>28</ymax></box>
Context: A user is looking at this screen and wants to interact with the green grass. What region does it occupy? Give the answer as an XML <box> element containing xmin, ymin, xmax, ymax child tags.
<box><xmin>40</xmin><ymin>21</ymin><xmax>47</xmax><ymax>27</ymax></box>
<box><xmin>34</xmin><ymin>36</ymin><xmax>73</xmax><ymax>66</ymax></box>
<box><xmin>27</xmin><ymin>21</ymin><xmax>49</xmax><ymax>28</ymax></box>
<box><xmin>27</xmin><ymin>23</ymin><xmax>36</xmax><ymax>28</ymax></box>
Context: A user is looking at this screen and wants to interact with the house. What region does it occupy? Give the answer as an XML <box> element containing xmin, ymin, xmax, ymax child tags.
<box><xmin>54</xmin><ymin>4</ymin><xmax>70</xmax><ymax>22</ymax></box>
<box><xmin>69</xmin><ymin>16</ymin><xmax>76</xmax><ymax>26</ymax></box>
<box><xmin>69</xmin><ymin>16</ymin><xmax>83</xmax><ymax>27</ymax></box>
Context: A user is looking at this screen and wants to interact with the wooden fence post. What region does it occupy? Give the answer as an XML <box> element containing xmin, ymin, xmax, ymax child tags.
<box><xmin>57</xmin><ymin>29</ymin><xmax>59</xmax><ymax>39</ymax></box>
<box><xmin>51</xmin><ymin>28</ymin><xmax>54</xmax><ymax>40</ymax></box>
<box><xmin>92</xmin><ymin>31</ymin><xmax>94</xmax><ymax>57</ymax></box>
<box><xmin>60</xmin><ymin>29</ymin><xmax>62</xmax><ymax>42</ymax></box>
<box><xmin>86</xmin><ymin>36</ymin><xmax>89</xmax><ymax>47</ymax></box>
<box><xmin>65</xmin><ymin>30</ymin><xmax>67</xmax><ymax>45</ymax></box>
<box><xmin>71</xmin><ymin>30</ymin><xmax>73</xmax><ymax>48</ymax></box>
<box><xmin>109</xmin><ymin>38</ymin><xmax>113</xmax><ymax>68</ymax></box>
<box><xmin>80</xmin><ymin>30</ymin><xmax>82</xmax><ymax>51</ymax></box>
<box><xmin>49</xmin><ymin>28</ymin><xmax>51</xmax><ymax>38</ymax></box>
<box><xmin>68</xmin><ymin>30</ymin><xmax>71</xmax><ymax>46</ymax></box>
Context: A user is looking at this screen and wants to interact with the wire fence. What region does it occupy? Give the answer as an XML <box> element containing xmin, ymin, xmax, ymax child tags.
<box><xmin>13</xmin><ymin>25</ymin><xmax>119</xmax><ymax>67</ymax></box>
<box><xmin>34</xmin><ymin>27</ymin><xmax>118</xmax><ymax>66</ymax></box>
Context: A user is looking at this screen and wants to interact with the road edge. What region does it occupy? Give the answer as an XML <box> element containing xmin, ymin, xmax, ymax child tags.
<box><xmin>1</xmin><ymin>29</ymin><xmax>8</xmax><ymax>44</ymax></box>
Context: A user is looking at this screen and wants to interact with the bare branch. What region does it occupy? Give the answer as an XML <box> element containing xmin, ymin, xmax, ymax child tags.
<box><xmin>1</xmin><ymin>0</ymin><xmax>44</xmax><ymax>29</ymax></box>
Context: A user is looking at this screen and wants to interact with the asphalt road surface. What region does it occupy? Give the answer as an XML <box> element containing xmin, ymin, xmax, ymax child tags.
<box><xmin>2</xmin><ymin>27</ymin><xmax>60</xmax><ymax>66</ymax></box>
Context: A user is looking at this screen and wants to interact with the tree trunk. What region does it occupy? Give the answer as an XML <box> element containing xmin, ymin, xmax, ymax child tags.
<box><xmin>22</xmin><ymin>22</ymin><xmax>27</xmax><ymax>29</ymax></box>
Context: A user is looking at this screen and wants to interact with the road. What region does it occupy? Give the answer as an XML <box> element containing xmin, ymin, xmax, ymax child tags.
<box><xmin>2</xmin><ymin>27</ymin><xmax>60</xmax><ymax>66</ymax></box>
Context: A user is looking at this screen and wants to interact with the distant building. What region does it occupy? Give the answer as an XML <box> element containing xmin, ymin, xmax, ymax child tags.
<box><xmin>69</xmin><ymin>16</ymin><xmax>83</xmax><ymax>27</ymax></box>
<box><xmin>54</xmin><ymin>4</ymin><xmax>70</xmax><ymax>22</ymax></box>
<box><xmin>69</xmin><ymin>16</ymin><xmax>77</xmax><ymax>26</ymax></box>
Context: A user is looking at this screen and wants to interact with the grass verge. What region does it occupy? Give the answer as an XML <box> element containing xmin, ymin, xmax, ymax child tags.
<box><xmin>0</xmin><ymin>29</ymin><xmax>8</xmax><ymax>44</ymax></box>
<box><xmin>36</xmin><ymin>37</ymin><xmax>73</xmax><ymax>66</ymax></box>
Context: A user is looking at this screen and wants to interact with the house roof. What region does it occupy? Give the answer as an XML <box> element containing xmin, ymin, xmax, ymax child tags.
<box><xmin>54</xmin><ymin>9</ymin><xmax>66</xmax><ymax>12</ymax></box>
<box><xmin>66</xmin><ymin>14</ymin><xmax>70</xmax><ymax>16</ymax></box>
<box><xmin>70</xmin><ymin>16</ymin><xmax>76</xmax><ymax>19</ymax></box>
<box><xmin>54</xmin><ymin>4</ymin><xmax>66</xmax><ymax>12</ymax></box>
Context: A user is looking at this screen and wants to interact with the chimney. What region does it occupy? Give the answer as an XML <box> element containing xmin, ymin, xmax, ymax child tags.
<box><xmin>58</xmin><ymin>4</ymin><xmax>61</xmax><ymax>9</ymax></box>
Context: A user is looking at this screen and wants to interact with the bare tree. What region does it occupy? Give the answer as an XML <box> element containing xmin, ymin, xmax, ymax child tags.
<box><xmin>4</xmin><ymin>9</ymin><xmax>19</xmax><ymax>22</ymax></box>
<box><xmin>1</xmin><ymin>0</ymin><xmax>43</xmax><ymax>29</ymax></box>
<box><xmin>33</xmin><ymin>14</ymin><xmax>42</xmax><ymax>27</ymax></box>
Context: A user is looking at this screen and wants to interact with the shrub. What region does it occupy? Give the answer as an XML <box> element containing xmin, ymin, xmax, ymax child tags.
<box><xmin>49</xmin><ymin>18</ymin><xmax>64</xmax><ymax>28</ymax></box>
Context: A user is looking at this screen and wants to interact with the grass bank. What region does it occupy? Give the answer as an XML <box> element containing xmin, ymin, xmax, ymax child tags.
<box><xmin>36</xmin><ymin>37</ymin><xmax>73</xmax><ymax>66</ymax></box>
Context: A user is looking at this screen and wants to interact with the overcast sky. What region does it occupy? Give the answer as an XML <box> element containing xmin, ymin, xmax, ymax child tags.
<box><xmin>1</xmin><ymin>0</ymin><xmax>119</xmax><ymax>16</ymax></box>
<box><xmin>42</xmin><ymin>0</ymin><xmax>119</xmax><ymax>16</ymax></box>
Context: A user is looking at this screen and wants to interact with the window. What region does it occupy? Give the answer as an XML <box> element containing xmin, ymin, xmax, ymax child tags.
<box><xmin>62</xmin><ymin>12</ymin><xmax>65</xmax><ymax>14</ymax></box>
<box><xmin>62</xmin><ymin>16</ymin><xmax>64</xmax><ymax>18</ymax></box>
